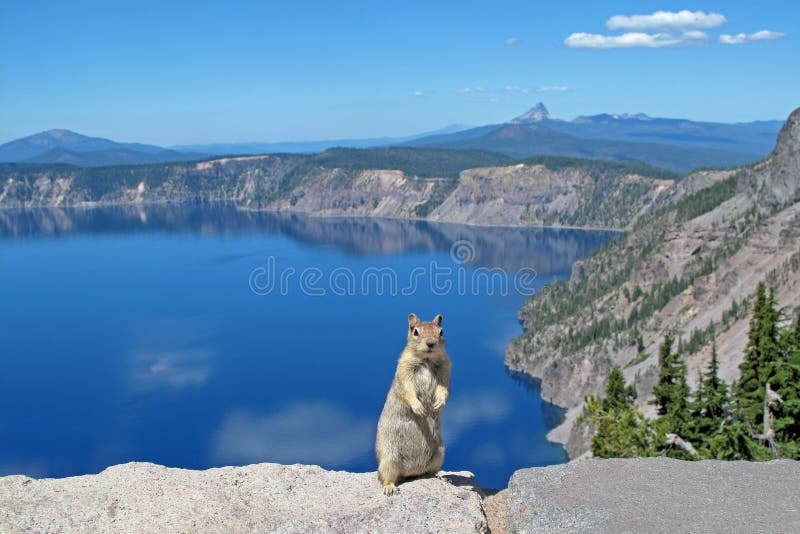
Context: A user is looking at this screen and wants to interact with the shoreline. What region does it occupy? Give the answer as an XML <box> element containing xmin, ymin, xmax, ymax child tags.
<box><xmin>0</xmin><ymin>200</ymin><xmax>627</xmax><ymax>233</ymax></box>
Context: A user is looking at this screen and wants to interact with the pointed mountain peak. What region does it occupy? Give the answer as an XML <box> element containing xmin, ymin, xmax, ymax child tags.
<box><xmin>511</xmin><ymin>102</ymin><xmax>553</xmax><ymax>124</ymax></box>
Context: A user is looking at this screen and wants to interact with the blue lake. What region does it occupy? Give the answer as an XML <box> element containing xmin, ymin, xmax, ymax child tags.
<box><xmin>0</xmin><ymin>204</ymin><xmax>614</xmax><ymax>488</ymax></box>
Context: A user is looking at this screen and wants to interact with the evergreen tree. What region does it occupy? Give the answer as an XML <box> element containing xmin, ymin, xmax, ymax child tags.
<box><xmin>601</xmin><ymin>366</ymin><xmax>637</xmax><ymax>412</ymax></box>
<box><xmin>652</xmin><ymin>334</ymin><xmax>676</xmax><ymax>416</ymax></box>
<box><xmin>651</xmin><ymin>334</ymin><xmax>692</xmax><ymax>440</ymax></box>
<box><xmin>591</xmin><ymin>406</ymin><xmax>659</xmax><ymax>458</ymax></box>
<box><xmin>580</xmin><ymin>365</ymin><xmax>658</xmax><ymax>458</ymax></box>
<box><xmin>707</xmin><ymin>419</ymin><xmax>772</xmax><ymax>461</ymax></box>
<box><xmin>769</xmin><ymin>313</ymin><xmax>800</xmax><ymax>459</ymax></box>
<box><xmin>737</xmin><ymin>283</ymin><xmax>781</xmax><ymax>424</ymax></box>
<box><xmin>694</xmin><ymin>341</ymin><xmax>729</xmax><ymax>435</ymax></box>
<box><xmin>689</xmin><ymin>340</ymin><xmax>739</xmax><ymax>458</ymax></box>
<box><xmin>581</xmin><ymin>287</ymin><xmax>800</xmax><ymax>461</ymax></box>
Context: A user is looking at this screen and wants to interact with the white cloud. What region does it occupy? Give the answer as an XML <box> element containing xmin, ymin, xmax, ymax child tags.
<box><xmin>127</xmin><ymin>316</ymin><xmax>216</xmax><ymax>390</ymax></box>
<box><xmin>567</xmin><ymin>10</ymin><xmax>783</xmax><ymax>50</ymax></box>
<box><xmin>719</xmin><ymin>30</ymin><xmax>785</xmax><ymax>44</ymax></box>
<box><xmin>606</xmin><ymin>10</ymin><xmax>726</xmax><ymax>31</ymax></box>
<box><xmin>505</xmin><ymin>37</ymin><xmax>520</xmax><ymax>46</ymax></box>
<box><xmin>131</xmin><ymin>348</ymin><xmax>213</xmax><ymax>389</ymax></box>
<box><xmin>211</xmin><ymin>402</ymin><xmax>374</xmax><ymax>467</ymax></box>
<box><xmin>442</xmin><ymin>391</ymin><xmax>511</xmax><ymax>444</ymax></box>
<box><xmin>413</xmin><ymin>90</ymin><xmax>424</xmax><ymax>97</ymax></box>
<box><xmin>682</xmin><ymin>30</ymin><xmax>709</xmax><ymax>41</ymax></box>
<box><xmin>565</xmin><ymin>32</ymin><xmax>687</xmax><ymax>49</ymax></box>
<box><xmin>458</xmin><ymin>85</ymin><xmax>570</xmax><ymax>96</ymax></box>
<box><xmin>456</xmin><ymin>87</ymin><xmax>489</xmax><ymax>94</ymax></box>
<box><xmin>504</xmin><ymin>85</ymin><xmax>570</xmax><ymax>93</ymax></box>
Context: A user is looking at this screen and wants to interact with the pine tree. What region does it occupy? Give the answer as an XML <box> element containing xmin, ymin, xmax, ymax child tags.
<box><xmin>581</xmin><ymin>287</ymin><xmax>800</xmax><ymax>461</ymax></box>
<box><xmin>692</xmin><ymin>340</ymin><xmax>730</xmax><ymax>450</ymax></box>
<box><xmin>707</xmin><ymin>419</ymin><xmax>772</xmax><ymax>461</ymax></box>
<box><xmin>652</xmin><ymin>334</ymin><xmax>676</xmax><ymax>416</ymax></box>
<box><xmin>591</xmin><ymin>406</ymin><xmax>659</xmax><ymax>458</ymax></box>
<box><xmin>580</xmin><ymin>365</ymin><xmax>658</xmax><ymax>458</ymax></box>
<box><xmin>651</xmin><ymin>333</ymin><xmax>692</xmax><ymax>438</ymax></box>
<box><xmin>601</xmin><ymin>366</ymin><xmax>637</xmax><ymax>412</ymax></box>
<box><xmin>769</xmin><ymin>313</ymin><xmax>800</xmax><ymax>459</ymax></box>
<box><xmin>737</xmin><ymin>283</ymin><xmax>781</xmax><ymax>426</ymax></box>
<box><xmin>669</xmin><ymin>355</ymin><xmax>692</xmax><ymax>439</ymax></box>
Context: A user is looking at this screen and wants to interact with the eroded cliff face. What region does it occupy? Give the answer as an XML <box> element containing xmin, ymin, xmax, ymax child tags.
<box><xmin>0</xmin><ymin>156</ymin><xmax>299</xmax><ymax>208</ymax></box>
<box><xmin>428</xmin><ymin>164</ymin><xmax>673</xmax><ymax>229</ymax></box>
<box><xmin>508</xmin><ymin>107</ymin><xmax>800</xmax><ymax>458</ymax></box>
<box><xmin>254</xmin><ymin>168</ymin><xmax>437</xmax><ymax>219</ymax></box>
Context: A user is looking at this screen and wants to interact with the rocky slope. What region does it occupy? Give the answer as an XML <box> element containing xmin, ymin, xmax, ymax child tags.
<box><xmin>3</xmin><ymin>459</ymin><xmax>798</xmax><ymax>533</ymax></box>
<box><xmin>507</xmin><ymin>107</ymin><xmax>800</xmax><ymax>458</ymax></box>
<box><xmin>427</xmin><ymin>162</ymin><xmax>675</xmax><ymax>229</ymax></box>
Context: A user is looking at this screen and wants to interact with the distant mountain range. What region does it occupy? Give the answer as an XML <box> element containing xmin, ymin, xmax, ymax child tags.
<box><xmin>404</xmin><ymin>103</ymin><xmax>784</xmax><ymax>172</ymax></box>
<box><xmin>170</xmin><ymin>124</ymin><xmax>474</xmax><ymax>156</ymax></box>
<box><xmin>0</xmin><ymin>104</ymin><xmax>784</xmax><ymax>171</ymax></box>
<box><xmin>0</xmin><ymin>130</ymin><xmax>206</xmax><ymax>167</ymax></box>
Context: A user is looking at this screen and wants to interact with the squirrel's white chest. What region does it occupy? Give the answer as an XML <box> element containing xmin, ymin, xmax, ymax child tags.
<box><xmin>414</xmin><ymin>363</ymin><xmax>438</xmax><ymax>398</ymax></box>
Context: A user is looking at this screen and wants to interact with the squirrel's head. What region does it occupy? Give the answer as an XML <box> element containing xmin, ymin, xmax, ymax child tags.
<box><xmin>406</xmin><ymin>313</ymin><xmax>445</xmax><ymax>355</ymax></box>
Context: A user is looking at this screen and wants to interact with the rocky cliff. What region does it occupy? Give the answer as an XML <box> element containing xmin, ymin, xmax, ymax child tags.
<box><xmin>0</xmin><ymin>151</ymin><xmax>678</xmax><ymax>231</ymax></box>
<box><xmin>508</xmin><ymin>107</ymin><xmax>800</xmax><ymax>458</ymax></box>
<box><xmin>2</xmin><ymin>459</ymin><xmax>798</xmax><ymax>533</ymax></box>
<box><xmin>427</xmin><ymin>162</ymin><xmax>674</xmax><ymax>229</ymax></box>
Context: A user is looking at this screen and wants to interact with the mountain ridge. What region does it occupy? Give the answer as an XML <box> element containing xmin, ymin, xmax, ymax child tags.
<box><xmin>0</xmin><ymin>129</ymin><xmax>206</xmax><ymax>166</ymax></box>
<box><xmin>407</xmin><ymin>121</ymin><xmax>760</xmax><ymax>172</ymax></box>
<box><xmin>405</xmin><ymin>105</ymin><xmax>783</xmax><ymax>171</ymax></box>
<box><xmin>3</xmin><ymin>106</ymin><xmax>783</xmax><ymax>171</ymax></box>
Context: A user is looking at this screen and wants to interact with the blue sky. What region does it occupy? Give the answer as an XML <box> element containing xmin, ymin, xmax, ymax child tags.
<box><xmin>1</xmin><ymin>1</ymin><xmax>798</xmax><ymax>145</ymax></box>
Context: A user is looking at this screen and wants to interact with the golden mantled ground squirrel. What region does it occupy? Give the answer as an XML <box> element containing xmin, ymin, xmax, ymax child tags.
<box><xmin>375</xmin><ymin>313</ymin><xmax>451</xmax><ymax>495</ymax></box>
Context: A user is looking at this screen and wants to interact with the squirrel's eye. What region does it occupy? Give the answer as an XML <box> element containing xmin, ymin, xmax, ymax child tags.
<box><xmin>413</xmin><ymin>329</ymin><xmax>419</xmax><ymax>337</ymax></box>
<box><xmin>439</xmin><ymin>330</ymin><xmax>444</xmax><ymax>338</ymax></box>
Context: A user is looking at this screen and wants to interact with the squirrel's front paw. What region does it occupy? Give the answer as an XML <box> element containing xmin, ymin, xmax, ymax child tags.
<box><xmin>410</xmin><ymin>399</ymin><xmax>426</xmax><ymax>416</ymax></box>
<box><xmin>433</xmin><ymin>387</ymin><xmax>448</xmax><ymax>411</ymax></box>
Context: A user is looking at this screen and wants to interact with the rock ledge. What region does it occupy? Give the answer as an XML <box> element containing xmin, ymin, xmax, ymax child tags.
<box><xmin>3</xmin><ymin>459</ymin><xmax>799</xmax><ymax>533</ymax></box>
<box><xmin>0</xmin><ymin>462</ymin><xmax>487</xmax><ymax>533</ymax></box>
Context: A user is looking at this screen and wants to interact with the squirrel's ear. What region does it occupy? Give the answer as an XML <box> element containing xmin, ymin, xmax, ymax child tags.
<box><xmin>433</xmin><ymin>314</ymin><xmax>443</xmax><ymax>326</ymax></box>
<box><xmin>408</xmin><ymin>313</ymin><xmax>419</xmax><ymax>327</ymax></box>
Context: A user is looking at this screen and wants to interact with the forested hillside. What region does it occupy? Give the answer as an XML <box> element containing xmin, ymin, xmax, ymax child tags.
<box><xmin>507</xmin><ymin>107</ymin><xmax>800</xmax><ymax>458</ymax></box>
<box><xmin>584</xmin><ymin>284</ymin><xmax>799</xmax><ymax>460</ymax></box>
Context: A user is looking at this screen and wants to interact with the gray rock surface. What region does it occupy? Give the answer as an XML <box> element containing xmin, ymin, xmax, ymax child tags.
<box><xmin>0</xmin><ymin>462</ymin><xmax>488</xmax><ymax>533</ymax></box>
<box><xmin>507</xmin><ymin>458</ymin><xmax>800</xmax><ymax>534</ymax></box>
